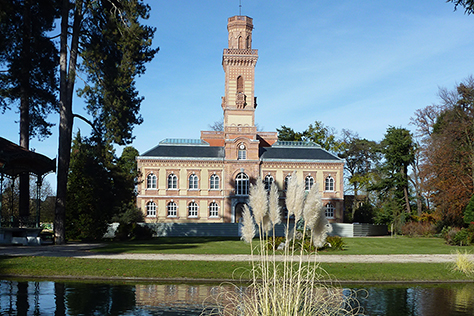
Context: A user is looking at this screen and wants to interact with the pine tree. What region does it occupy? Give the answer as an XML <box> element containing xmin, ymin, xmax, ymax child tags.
<box><xmin>55</xmin><ymin>0</ymin><xmax>158</xmax><ymax>243</ymax></box>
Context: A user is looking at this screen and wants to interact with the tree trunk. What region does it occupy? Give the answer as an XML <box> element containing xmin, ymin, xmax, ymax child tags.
<box><xmin>19</xmin><ymin>0</ymin><xmax>31</xmax><ymax>222</ymax></box>
<box><xmin>54</xmin><ymin>0</ymin><xmax>83</xmax><ymax>244</ymax></box>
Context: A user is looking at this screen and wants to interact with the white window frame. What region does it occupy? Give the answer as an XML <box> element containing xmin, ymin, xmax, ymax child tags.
<box><xmin>209</xmin><ymin>202</ymin><xmax>219</xmax><ymax>218</ymax></box>
<box><xmin>167</xmin><ymin>202</ymin><xmax>177</xmax><ymax>217</ymax></box>
<box><xmin>146</xmin><ymin>201</ymin><xmax>156</xmax><ymax>217</ymax></box>
<box><xmin>189</xmin><ymin>174</ymin><xmax>199</xmax><ymax>190</ymax></box>
<box><xmin>210</xmin><ymin>174</ymin><xmax>220</xmax><ymax>190</ymax></box>
<box><xmin>168</xmin><ymin>174</ymin><xmax>178</xmax><ymax>190</ymax></box>
<box><xmin>325</xmin><ymin>203</ymin><xmax>335</xmax><ymax>219</ymax></box>
<box><xmin>147</xmin><ymin>173</ymin><xmax>157</xmax><ymax>189</ymax></box>
<box><xmin>188</xmin><ymin>202</ymin><xmax>198</xmax><ymax>218</ymax></box>
<box><xmin>325</xmin><ymin>176</ymin><xmax>334</xmax><ymax>191</ymax></box>
<box><xmin>237</xmin><ymin>143</ymin><xmax>247</xmax><ymax>160</ymax></box>
<box><xmin>235</xmin><ymin>172</ymin><xmax>249</xmax><ymax>195</ymax></box>
<box><xmin>305</xmin><ymin>176</ymin><xmax>314</xmax><ymax>191</ymax></box>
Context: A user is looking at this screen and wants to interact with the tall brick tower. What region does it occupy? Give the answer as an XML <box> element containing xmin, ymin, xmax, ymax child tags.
<box><xmin>222</xmin><ymin>16</ymin><xmax>259</xmax><ymax>160</ymax></box>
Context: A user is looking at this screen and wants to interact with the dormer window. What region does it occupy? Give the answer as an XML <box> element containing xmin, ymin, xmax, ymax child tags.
<box><xmin>238</xmin><ymin>143</ymin><xmax>247</xmax><ymax>160</ymax></box>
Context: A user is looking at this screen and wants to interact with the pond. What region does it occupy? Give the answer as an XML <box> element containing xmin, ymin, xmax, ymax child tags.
<box><xmin>1</xmin><ymin>280</ymin><xmax>474</xmax><ymax>315</ymax></box>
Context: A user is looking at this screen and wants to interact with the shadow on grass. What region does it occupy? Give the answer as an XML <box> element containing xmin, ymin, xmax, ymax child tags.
<box><xmin>94</xmin><ymin>237</ymin><xmax>242</xmax><ymax>254</ymax></box>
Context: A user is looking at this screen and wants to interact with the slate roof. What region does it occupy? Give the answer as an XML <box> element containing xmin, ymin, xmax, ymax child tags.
<box><xmin>259</xmin><ymin>146</ymin><xmax>341</xmax><ymax>161</ymax></box>
<box><xmin>140</xmin><ymin>141</ymin><xmax>341</xmax><ymax>162</ymax></box>
<box><xmin>141</xmin><ymin>144</ymin><xmax>225</xmax><ymax>159</ymax></box>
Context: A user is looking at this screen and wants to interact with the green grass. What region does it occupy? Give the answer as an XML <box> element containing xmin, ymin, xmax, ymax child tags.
<box><xmin>93</xmin><ymin>237</ymin><xmax>252</xmax><ymax>254</ymax></box>
<box><xmin>0</xmin><ymin>256</ymin><xmax>471</xmax><ymax>282</ymax></box>
<box><xmin>93</xmin><ymin>236</ymin><xmax>474</xmax><ymax>255</ymax></box>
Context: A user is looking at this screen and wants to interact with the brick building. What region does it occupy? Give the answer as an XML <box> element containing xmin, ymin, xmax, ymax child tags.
<box><xmin>136</xmin><ymin>15</ymin><xmax>344</xmax><ymax>223</ymax></box>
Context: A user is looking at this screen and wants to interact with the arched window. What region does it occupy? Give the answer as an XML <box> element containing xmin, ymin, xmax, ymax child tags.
<box><xmin>238</xmin><ymin>36</ymin><xmax>244</xmax><ymax>49</ymax></box>
<box><xmin>325</xmin><ymin>176</ymin><xmax>334</xmax><ymax>191</ymax></box>
<box><xmin>325</xmin><ymin>203</ymin><xmax>335</xmax><ymax>219</ymax></box>
<box><xmin>284</xmin><ymin>175</ymin><xmax>291</xmax><ymax>191</ymax></box>
<box><xmin>237</xmin><ymin>76</ymin><xmax>244</xmax><ymax>93</ymax></box>
<box><xmin>147</xmin><ymin>173</ymin><xmax>157</xmax><ymax>189</ymax></box>
<box><xmin>168</xmin><ymin>174</ymin><xmax>178</xmax><ymax>189</ymax></box>
<box><xmin>305</xmin><ymin>176</ymin><xmax>314</xmax><ymax>191</ymax></box>
<box><xmin>167</xmin><ymin>201</ymin><xmax>177</xmax><ymax>217</ymax></box>
<box><xmin>238</xmin><ymin>143</ymin><xmax>247</xmax><ymax>160</ymax></box>
<box><xmin>264</xmin><ymin>175</ymin><xmax>274</xmax><ymax>191</ymax></box>
<box><xmin>209</xmin><ymin>202</ymin><xmax>219</xmax><ymax>218</ymax></box>
<box><xmin>189</xmin><ymin>174</ymin><xmax>199</xmax><ymax>190</ymax></box>
<box><xmin>146</xmin><ymin>201</ymin><xmax>156</xmax><ymax>217</ymax></box>
<box><xmin>188</xmin><ymin>202</ymin><xmax>198</xmax><ymax>218</ymax></box>
<box><xmin>235</xmin><ymin>172</ymin><xmax>249</xmax><ymax>195</ymax></box>
<box><xmin>246</xmin><ymin>36</ymin><xmax>251</xmax><ymax>49</ymax></box>
<box><xmin>210</xmin><ymin>174</ymin><xmax>220</xmax><ymax>190</ymax></box>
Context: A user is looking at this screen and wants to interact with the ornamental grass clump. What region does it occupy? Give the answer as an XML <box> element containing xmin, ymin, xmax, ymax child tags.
<box><xmin>451</xmin><ymin>250</ymin><xmax>474</xmax><ymax>278</ymax></box>
<box><xmin>203</xmin><ymin>173</ymin><xmax>361</xmax><ymax>316</ymax></box>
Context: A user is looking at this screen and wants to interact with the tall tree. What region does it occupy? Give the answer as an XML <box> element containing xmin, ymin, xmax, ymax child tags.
<box><xmin>413</xmin><ymin>77</ymin><xmax>474</xmax><ymax>226</ymax></box>
<box><xmin>0</xmin><ymin>0</ymin><xmax>58</xmax><ymax>220</ymax></box>
<box><xmin>380</xmin><ymin>127</ymin><xmax>416</xmax><ymax>214</ymax></box>
<box><xmin>54</xmin><ymin>0</ymin><xmax>158</xmax><ymax>244</ymax></box>
<box><xmin>339</xmin><ymin>129</ymin><xmax>381</xmax><ymax>208</ymax></box>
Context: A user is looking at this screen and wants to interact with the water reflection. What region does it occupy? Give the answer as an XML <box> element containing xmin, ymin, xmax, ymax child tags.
<box><xmin>1</xmin><ymin>280</ymin><xmax>474</xmax><ymax>315</ymax></box>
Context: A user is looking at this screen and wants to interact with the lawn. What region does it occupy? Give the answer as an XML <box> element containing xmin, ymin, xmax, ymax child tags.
<box><xmin>92</xmin><ymin>236</ymin><xmax>474</xmax><ymax>255</ymax></box>
<box><xmin>1</xmin><ymin>236</ymin><xmax>474</xmax><ymax>282</ymax></box>
<box><xmin>0</xmin><ymin>256</ymin><xmax>470</xmax><ymax>282</ymax></box>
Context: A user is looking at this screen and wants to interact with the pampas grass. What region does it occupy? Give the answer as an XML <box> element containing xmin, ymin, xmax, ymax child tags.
<box><xmin>451</xmin><ymin>250</ymin><xmax>474</xmax><ymax>277</ymax></box>
<box><xmin>204</xmin><ymin>173</ymin><xmax>361</xmax><ymax>316</ymax></box>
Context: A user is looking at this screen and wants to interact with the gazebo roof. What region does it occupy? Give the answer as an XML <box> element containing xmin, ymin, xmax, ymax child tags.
<box><xmin>0</xmin><ymin>137</ymin><xmax>55</xmax><ymax>177</ymax></box>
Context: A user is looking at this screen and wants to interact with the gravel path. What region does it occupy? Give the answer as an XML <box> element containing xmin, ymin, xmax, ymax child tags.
<box><xmin>1</xmin><ymin>243</ymin><xmax>473</xmax><ymax>263</ymax></box>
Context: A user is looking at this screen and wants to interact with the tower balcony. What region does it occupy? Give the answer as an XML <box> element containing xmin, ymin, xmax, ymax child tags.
<box><xmin>223</xmin><ymin>48</ymin><xmax>258</xmax><ymax>55</ymax></box>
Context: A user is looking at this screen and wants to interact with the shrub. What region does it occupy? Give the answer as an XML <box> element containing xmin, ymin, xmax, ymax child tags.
<box><xmin>442</xmin><ymin>226</ymin><xmax>461</xmax><ymax>245</ymax></box>
<box><xmin>401</xmin><ymin>221</ymin><xmax>436</xmax><ymax>237</ymax></box>
<box><xmin>320</xmin><ymin>235</ymin><xmax>345</xmax><ymax>251</ymax></box>
<box><xmin>452</xmin><ymin>229</ymin><xmax>474</xmax><ymax>246</ymax></box>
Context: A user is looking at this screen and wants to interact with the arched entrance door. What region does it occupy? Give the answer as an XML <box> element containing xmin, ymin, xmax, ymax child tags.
<box><xmin>234</xmin><ymin>202</ymin><xmax>247</xmax><ymax>223</ymax></box>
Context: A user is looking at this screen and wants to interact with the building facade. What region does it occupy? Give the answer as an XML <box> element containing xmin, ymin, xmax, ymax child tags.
<box><xmin>136</xmin><ymin>16</ymin><xmax>344</xmax><ymax>224</ymax></box>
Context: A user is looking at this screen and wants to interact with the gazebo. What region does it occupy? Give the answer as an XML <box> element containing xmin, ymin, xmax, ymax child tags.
<box><xmin>0</xmin><ymin>137</ymin><xmax>55</xmax><ymax>244</ymax></box>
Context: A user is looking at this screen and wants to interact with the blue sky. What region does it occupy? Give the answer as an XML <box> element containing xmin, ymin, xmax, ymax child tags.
<box><xmin>1</xmin><ymin>0</ymin><xmax>474</xmax><ymax>188</ymax></box>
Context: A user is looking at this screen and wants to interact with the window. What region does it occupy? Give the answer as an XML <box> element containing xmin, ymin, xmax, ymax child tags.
<box><xmin>146</xmin><ymin>201</ymin><xmax>156</xmax><ymax>217</ymax></box>
<box><xmin>209</xmin><ymin>202</ymin><xmax>219</xmax><ymax>217</ymax></box>
<box><xmin>284</xmin><ymin>175</ymin><xmax>291</xmax><ymax>191</ymax></box>
<box><xmin>235</xmin><ymin>172</ymin><xmax>249</xmax><ymax>195</ymax></box>
<box><xmin>189</xmin><ymin>174</ymin><xmax>199</xmax><ymax>190</ymax></box>
<box><xmin>147</xmin><ymin>173</ymin><xmax>157</xmax><ymax>189</ymax></box>
<box><xmin>168</xmin><ymin>174</ymin><xmax>178</xmax><ymax>189</ymax></box>
<box><xmin>167</xmin><ymin>202</ymin><xmax>177</xmax><ymax>217</ymax></box>
<box><xmin>237</xmin><ymin>76</ymin><xmax>244</xmax><ymax>93</ymax></box>
<box><xmin>237</xmin><ymin>143</ymin><xmax>247</xmax><ymax>160</ymax></box>
<box><xmin>264</xmin><ymin>175</ymin><xmax>274</xmax><ymax>191</ymax></box>
<box><xmin>305</xmin><ymin>176</ymin><xmax>314</xmax><ymax>191</ymax></box>
<box><xmin>188</xmin><ymin>202</ymin><xmax>198</xmax><ymax>218</ymax></box>
<box><xmin>325</xmin><ymin>203</ymin><xmax>335</xmax><ymax>219</ymax></box>
<box><xmin>325</xmin><ymin>176</ymin><xmax>334</xmax><ymax>191</ymax></box>
<box><xmin>210</xmin><ymin>174</ymin><xmax>220</xmax><ymax>190</ymax></box>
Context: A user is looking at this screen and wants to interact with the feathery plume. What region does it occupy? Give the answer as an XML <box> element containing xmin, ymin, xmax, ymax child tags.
<box><xmin>293</xmin><ymin>178</ymin><xmax>305</xmax><ymax>222</ymax></box>
<box><xmin>303</xmin><ymin>183</ymin><xmax>322</xmax><ymax>228</ymax></box>
<box><xmin>268</xmin><ymin>182</ymin><xmax>281</xmax><ymax>226</ymax></box>
<box><xmin>285</xmin><ymin>171</ymin><xmax>298</xmax><ymax>217</ymax></box>
<box><xmin>241</xmin><ymin>204</ymin><xmax>255</xmax><ymax>243</ymax></box>
<box><xmin>249</xmin><ymin>178</ymin><xmax>268</xmax><ymax>226</ymax></box>
<box><xmin>311</xmin><ymin>207</ymin><xmax>333</xmax><ymax>248</ymax></box>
